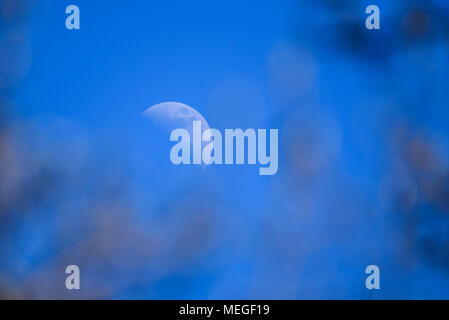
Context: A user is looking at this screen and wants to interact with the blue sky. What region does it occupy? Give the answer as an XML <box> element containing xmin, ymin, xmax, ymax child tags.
<box><xmin>4</xmin><ymin>0</ymin><xmax>449</xmax><ymax>299</ymax></box>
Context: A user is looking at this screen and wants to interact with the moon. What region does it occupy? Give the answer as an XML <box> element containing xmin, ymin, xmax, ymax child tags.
<box><xmin>142</xmin><ymin>101</ymin><xmax>210</xmax><ymax>135</ymax></box>
<box><xmin>142</xmin><ymin>102</ymin><xmax>212</xmax><ymax>167</ymax></box>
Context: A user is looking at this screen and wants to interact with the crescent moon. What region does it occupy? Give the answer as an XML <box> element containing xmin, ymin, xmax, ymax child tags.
<box><xmin>142</xmin><ymin>101</ymin><xmax>210</xmax><ymax>135</ymax></box>
<box><xmin>142</xmin><ymin>102</ymin><xmax>213</xmax><ymax>167</ymax></box>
